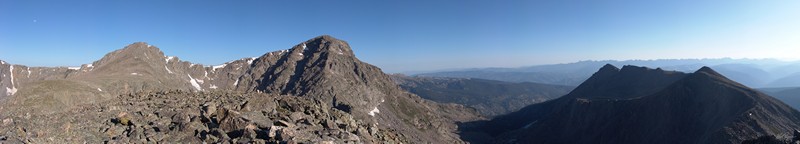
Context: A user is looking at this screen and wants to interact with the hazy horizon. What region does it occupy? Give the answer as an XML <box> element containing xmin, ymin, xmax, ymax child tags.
<box><xmin>2</xmin><ymin>0</ymin><xmax>799</xmax><ymax>73</ymax></box>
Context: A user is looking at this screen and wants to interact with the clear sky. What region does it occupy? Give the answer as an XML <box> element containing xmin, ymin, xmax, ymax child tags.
<box><xmin>2</xmin><ymin>0</ymin><xmax>799</xmax><ymax>73</ymax></box>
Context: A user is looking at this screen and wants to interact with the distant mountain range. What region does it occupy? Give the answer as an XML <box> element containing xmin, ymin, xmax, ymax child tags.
<box><xmin>0</xmin><ymin>35</ymin><xmax>481</xmax><ymax>143</ymax></box>
<box><xmin>391</xmin><ymin>75</ymin><xmax>574</xmax><ymax>117</ymax></box>
<box><xmin>463</xmin><ymin>64</ymin><xmax>800</xmax><ymax>143</ymax></box>
<box><xmin>416</xmin><ymin>59</ymin><xmax>800</xmax><ymax>88</ymax></box>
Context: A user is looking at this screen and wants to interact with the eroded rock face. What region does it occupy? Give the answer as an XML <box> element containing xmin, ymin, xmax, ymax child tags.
<box><xmin>0</xmin><ymin>91</ymin><xmax>405</xmax><ymax>143</ymax></box>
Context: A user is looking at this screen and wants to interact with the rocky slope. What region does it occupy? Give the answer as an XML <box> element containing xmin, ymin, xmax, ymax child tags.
<box><xmin>0</xmin><ymin>35</ymin><xmax>481</xmax><ymax>143</ymax></box>
<box><xmin>392</xmin><ymin>75</ymin><xmax>574</xmax><ymax>117</ymax></box>
<box><xmin>470</xmin><ymin>65</ymin><xmax>800</xmax><ymax>144</ymax></box>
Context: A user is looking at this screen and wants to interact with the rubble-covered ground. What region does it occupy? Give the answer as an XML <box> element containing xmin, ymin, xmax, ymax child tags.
<box><xmin>0</xmin><ymin>90</ymin><xmax>405</xmax><ymax>143</ymax></box>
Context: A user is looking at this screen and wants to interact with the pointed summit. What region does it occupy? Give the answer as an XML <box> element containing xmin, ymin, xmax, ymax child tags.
<box><xmin>116</xmin><ymin>42</ymin><xmax>165</xmax><ymax>56</ymax></box>
<box><xmin>97</xmin><ymin>42</ymin><xmax>167</xmax><ymax>63</ymax></box>
<box><xmin>290</xmin><ymin>35</ymin><xmax>355</xmax><ymax>57</ymax></box>
<box><xmin>586</xmin><ymin>64</ymin><xmax>620</xmax><ymax>81</ymax></box>
<box><xmin>694</xmin><ymin>66</ymin><xmax>724</xmax><ymax>77</ymax></box>
<box><xmin>598</xmin><ymin>64</ymin><xmax>620</xmax><ymax>73</ymax></box>
<box><xmin>600</xmin><ymin>63</ymin><xmax>619</xmax><ymax>70</ymax></box>
<box><xmin>88</xmin><ymin>42</ymin><xmax>171</xmax><ymax>78</ymax></box>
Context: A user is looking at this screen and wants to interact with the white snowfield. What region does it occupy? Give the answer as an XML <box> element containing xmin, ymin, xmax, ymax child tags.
<box><xmin>187</xmin><ymin>74</ymin><xmax>203</xmax><ymax>91</ymax></box>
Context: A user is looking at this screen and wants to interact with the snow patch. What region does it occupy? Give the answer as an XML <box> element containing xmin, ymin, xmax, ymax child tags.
<box><xmin>130</xmin><ymin>73</ymin><xmax>142</xmax><ymax>76</ymax></box>
<box><xmin>26</xmin><ymin>67</ymin><xmax>31</xmax><ymax>78</ymax></box>
<box><xmin>97</xmin><ymin>88</ymin><xmax>103</xmax><ymax>92</ymax></box>
<box><xmin>5</xmin><ymin>87</ymin><xmax>16</xmax><ymax>96</ymax></box>
<box><xmin>67</xmin><ymin>67</ymin><xmax>80</xmax><ymax>70</ymax></box>
<box><xmin>6</xmin><ymin>65</ymin><xmax>17</xmax><ymax>96</ymax></box>
<box><xmin>187</xmin><ymin>74</ymin><xmax>203</xmax><ymax>91</ymax></box>
<box><xmin>246</xmin><ymin>57</ymin><xmax>257</xmax><ymax>65</ymax></box>
<box><xmin>165</xmin><ymin>56</ymin><xmax>175</xmax><ymax>63</ymax></box>
<box><xmin>212</xmin><ymin>64</ymin><xmax>227</xmax><ymax>71</ymax></box>
<box><xmin>147</xmin><ymin>44</ymin><xmax>153</xmax><ymax>47</ymax></box>
<box><xmin>277</xmin><ymin>49</ymin><xmax>289</xmax><ymax>55</ymax></box>
<box><xmin>165</xmin><ymin>66</ymin><xmax>173</xmax><ymax>74</ymax></box>
<box><xmin>368</xmin><ymin>107</ymin><xmax>380</xmax><ymax>116</ymax></box>
<box><xmin>523</xmin><ymin>120</ymin><xmax>539</xmax><ymax>129</ymax></box>
<box><xmin>233</xmin><ymin>79</ymin><xmax>239</xmax><ymax>86</ymax></box>
<box><xmin>209</xmin><ymin>85</ymin><xmax>218</xmax><ymax>89</ymax></box>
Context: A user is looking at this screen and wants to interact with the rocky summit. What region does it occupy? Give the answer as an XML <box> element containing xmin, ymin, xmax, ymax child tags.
<box><xmin>0</xmin><ymin>35</ymin><xmax>481</xmax><ymax>143</ymax></box>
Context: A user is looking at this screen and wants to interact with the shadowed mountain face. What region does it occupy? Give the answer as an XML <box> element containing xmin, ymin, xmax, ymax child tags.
<box><xmin>471</xmin><ymin>65</ymin><xmax>800</xmax><ymax>144</ymax></box>
<box><xmin>0</xmin><ymin>35</ymin><xmax>481</xmax><ymax>143</ymax></box>
<box><xmin>391</xmin><ymin>75</ymin><xmax>574</xmax><ymax>117</ymax></box>
<box><xmin>761</xmin><ymin>87</ymin><xmax>800</xmax><ymax>110</ymax></box>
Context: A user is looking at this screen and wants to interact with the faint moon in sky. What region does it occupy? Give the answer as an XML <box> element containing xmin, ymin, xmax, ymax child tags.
<box><xmin>33</xmin><ymin>20</ymin><xmax>37</xmax><ymax>22</ymax></box>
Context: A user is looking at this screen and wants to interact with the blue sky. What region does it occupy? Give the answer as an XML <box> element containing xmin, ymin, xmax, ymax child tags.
<box><xmin>1</xmin><ymin>0</ymin><xmax>799</xmax><ymax>73</ymax></box>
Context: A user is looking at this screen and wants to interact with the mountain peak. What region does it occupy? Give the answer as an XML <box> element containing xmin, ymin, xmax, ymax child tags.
<box><xmin>109</xmin><ymin>42</ymin><xmax>166</xmax><ymax>59</ymax></box>
<box><xmin>308</xmin><ymin>35</ymin><xmax>339</xmax><ymax>42</ymax></box>
<box><xmin>694</xmin><ymin>66</ymin><xmax>723</xmax><ymax>77</ymax></box>
<box><xmin>567</xmin><ymin>65</ymin><xmax>688</xmax><ymax>99</ymax></box>
<box><xmin>599</xmin><ymin>64</ymin><xmax>620</xmax><ymax>72</ymax></box>
<box><xmin>291</xmin><ymin>35</ymin><xmax>355</xmax><ymax>57</ymax></box>
<box><xmin>88</xmin><ymin>42</ymin><xmax>169</xmax><ymax>74</ymax></box>
<box><xmin>122</xmin><ymin>42</ymin><xmax>161</xmax><ymax>52</ymax></box>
